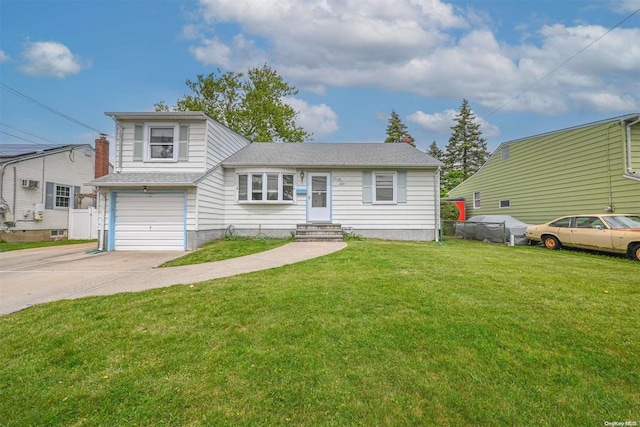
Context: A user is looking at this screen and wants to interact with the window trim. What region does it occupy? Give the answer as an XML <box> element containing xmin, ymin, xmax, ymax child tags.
<box><xmin>237</xmin><ymin>172</ymin><xmax>296</xmax><ymax>203</ymax></box>
<box><xmin>473</xmin><ymin>191</ymin><xmax>481</xmax><ymax>209</ymax></box>
<box><xmin>55</xmin><ymin>184</ymin><xmax>71</xmax><ymax>208</ymax></box>
<box><xmin>372</xmin><ymin>171</ymin><xmax>397</xmax><ymax>204</ymax></box>
<box><xmin>501</xmin><ymin>145</ymin><xmax>510</xmax><ymax>161</ymax></box>
<box><xmin>499</xmin><ymin>199</ymin><xmax>511</xmax><ymax>209</ymax></box>
<box><xmin>144</xmin><ymin>122</ymin><xmax>180</xmax><ymax>162</ymax></box>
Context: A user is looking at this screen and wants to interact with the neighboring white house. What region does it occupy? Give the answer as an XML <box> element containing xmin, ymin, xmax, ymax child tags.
<box><xmin>88</xmin><ymin>111</ymin><xmax>443</xmax><ymax>251</ymax></box>
<box><xmin>0</xmin><ymin>144</ymin><xmax>105</xmax><ymax>242</ymax></box>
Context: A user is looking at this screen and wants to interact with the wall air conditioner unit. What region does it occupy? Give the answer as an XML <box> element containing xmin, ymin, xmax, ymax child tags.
<box><xmin>21</xmin><ymin>179</ymin><xmax>40</xmax><ymax>189</ymax></box>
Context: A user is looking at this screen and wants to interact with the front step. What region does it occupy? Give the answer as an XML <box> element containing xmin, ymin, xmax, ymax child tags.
<box><xmin>295</xmin><ymin>223</ymin><xmax>344</xmax><ymax>242</ymax></box>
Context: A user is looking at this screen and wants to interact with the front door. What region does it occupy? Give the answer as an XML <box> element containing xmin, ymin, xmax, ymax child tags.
<box><xmin>307</xmin><ymin>172</ymin><xmax>331</xmax><ymax>222</ymax></box>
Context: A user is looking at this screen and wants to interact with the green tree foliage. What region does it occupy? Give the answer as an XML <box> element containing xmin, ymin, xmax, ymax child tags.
<box><xmin>155</xmin><ymin>64</ymin><xmax>311</xmax><ymax>142</ymax></box>
<box><xmin>443</xmin><ymin>99</ymin><xmax>489</xmax><ymax>185</ymax></box>
<box><xmin>385</xmin><ymin>110</ymin><xmax>415</xmax><ymax>146</ymax></box>
<box><xmin>427</xmin><ymin>141</ymin><xmax>444</xmax><ymax>161</ymax></box>
<box><xmin>440</xmin><ymin>201</ymin><xmax>460</xmax><ymax>221</ymax></box>
<box><xmin>441</xmin><ymin>169</ymin><xmax>465</xmax><ymax>197</ymax></box>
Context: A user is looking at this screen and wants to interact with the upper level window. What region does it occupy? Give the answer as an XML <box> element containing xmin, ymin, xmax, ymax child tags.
<box><xmin>473</xmin><ymin>191</ymin><xmax>481</xmax><ymax>209</ymax></box>
<box><xmin>501</xmin><ymin>145</ymin><xmax>510</xmax><ymax>160</ymax></box>
<box><xmin>238</xmin><ymin>173</ymin><xmax>295</xmax><ymax>203</ymax></box>
<box><xmin>499</xmin><ymin>199</ymin><xmax>511</xmax><ymax>209</ymax></box>
<box><xmin>144</xmin><ymin>123</ymin><xmax>179</xmax><ymax>161</ymax></box>
<box><xmin>374</xmin><ymin>172</ymin><xmax>396</xmax><ymax>203</ymax></box>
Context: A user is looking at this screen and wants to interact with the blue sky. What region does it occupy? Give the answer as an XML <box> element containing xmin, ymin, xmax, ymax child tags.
<box><xmin>1</xmin><ymin>0</ymin><xmax>639</xmax><ymax>155</ymax></box>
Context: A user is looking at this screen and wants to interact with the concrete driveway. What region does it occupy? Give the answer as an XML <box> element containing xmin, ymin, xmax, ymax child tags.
<box><xmin>0</xmin><ymin>241</ymin><xmax>346</xmax><ymax>316</ymax></box>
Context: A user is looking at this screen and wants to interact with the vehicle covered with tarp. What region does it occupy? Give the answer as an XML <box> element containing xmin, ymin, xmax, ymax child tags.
<box><xmin>455</xmin><ymin>215</ymin><xmax>531</xmax><ymax>245</ymax></box>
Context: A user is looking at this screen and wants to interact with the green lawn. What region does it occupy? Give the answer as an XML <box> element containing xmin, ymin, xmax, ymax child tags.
<box><xmin>160</xmin><ymin>236</ymin><xmax>291</xmax><ymax>267</ymax></box>
<box><xmin>1</xmin><ymin>239</ymin><xmax>638</xmax><ymax>426</ymax></box>
<box><xmin>0</xmin><ymin>239</ymin><xmax>96</xmax><ymax>252</ymax></box>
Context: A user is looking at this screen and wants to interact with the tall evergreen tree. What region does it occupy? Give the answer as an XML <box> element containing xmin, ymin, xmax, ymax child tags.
<box><xmin>443</xmin><ymin>99</ymin><xmax>489</xmax><ymax>182</ymax></box>
<box><xmin>385</xmin><ymin>110</ymin><xmax>414</xmax><ymax>146</ymax></box>
<box><xmin>426</xmin><ymin>140</ymin><xmax>444</xmax><ymax>161</ymax></box>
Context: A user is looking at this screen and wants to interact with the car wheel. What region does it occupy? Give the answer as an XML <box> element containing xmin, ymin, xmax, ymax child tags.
<box><xmin>543</xmin><ymin>235</ymin><xmax>561</xmax><ymax>250</ymax></box>
<box><xmin>630</xmin><ymin>243</ymin><xmax>640</xmax><ymax>261</ymax></box>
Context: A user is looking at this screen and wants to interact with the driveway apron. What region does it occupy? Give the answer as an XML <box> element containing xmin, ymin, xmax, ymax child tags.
<box><xmin>0</xmin><ymin>242</ymin><xmax>346</xmax><ymax>316</ymax></box>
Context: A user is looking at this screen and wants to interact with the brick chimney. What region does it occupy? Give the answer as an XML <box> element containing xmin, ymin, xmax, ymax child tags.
<box><xmin>95</xmin><ymin>134</ymin><xmax>110</xmax><ymax>179</ymax></box>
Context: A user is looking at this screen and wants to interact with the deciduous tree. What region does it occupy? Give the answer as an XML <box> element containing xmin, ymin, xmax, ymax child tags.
<box><xmin>156</xmin><ymin>64</ymin><xmax>311</xmax><ymax>142</ymax></box>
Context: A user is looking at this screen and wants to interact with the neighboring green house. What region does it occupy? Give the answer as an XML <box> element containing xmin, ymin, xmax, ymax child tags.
<box><xmin>449</xmin><ymin>114</ymin><xmax>640</xmax><ymax>224</ymax></box>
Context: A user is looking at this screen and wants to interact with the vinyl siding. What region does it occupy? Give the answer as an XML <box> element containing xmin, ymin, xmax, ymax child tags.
<box><xmin>333</xmin><ymin>170</ymin><xmax>437</xmax><ymax>229</ymax></box>
<box><xmin>450</xmin><ymin>120</ymin><xmax>640</xmax><ymax>223</ymax></box>
<box><xmin>630</xmin><ymin>123</ymin><xmax>640</xmax><ymax>174</ymax></box>
<box><xmin>196</xmin><ymin>168</ymin><xmax>226</xmax><ymax>230</ymax></box>
<box><xmin>206</xmin><ymin>121</ymin><xmax>251</xmax><ymax>169</ymax></box>
<box><xmin>117</xmin><ymin>121</ymin><xmax>207</xmax><ymax>173</ymax></box>
<box><xmin>223</xmin><ymin>167</ymin><xmax>305</xmax><ymax>230</ymax></box>
<box><xmin>1</xmin><ymin>148</ymin><xmax>95</xmax><ymax>231</ymax></box>
<box><xmin>222</xmin><ymin>168</ymin><xmax>438</xmax><ymax>232</ymax></box>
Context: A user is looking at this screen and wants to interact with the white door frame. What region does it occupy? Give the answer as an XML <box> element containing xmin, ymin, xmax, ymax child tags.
<box><xmin>307</xmin><ymin>172</ymin><xmax>331</xmax><ymax>223</ymax></box>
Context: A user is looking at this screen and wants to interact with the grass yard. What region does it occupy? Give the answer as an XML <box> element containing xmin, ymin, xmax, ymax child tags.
<box><xmin>160</xmin><ymin>236</ymin><xmax>292</xmax><ymax>267</ymax></box>
<box><xmin>1</xmin><ymin>239</ymin><xmax>638</xmax><ymax>426</ymax></box>
<box><xmin>0</xmin><ymin>239</ymin><xmax>96</xmax><ymax>252</ymax></box>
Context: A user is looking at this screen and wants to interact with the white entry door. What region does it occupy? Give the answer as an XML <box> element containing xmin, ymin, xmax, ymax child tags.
<box><xmin>307</xmin><ymin>172</ymin><xmax>331</xmax><ymax>222</ymax></box>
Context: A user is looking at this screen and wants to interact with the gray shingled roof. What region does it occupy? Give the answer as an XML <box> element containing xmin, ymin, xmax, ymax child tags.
<box><xmin>87</xmin><ymin>172</ymin><xmax>203</xmax><ymax>187</ymax></box>
<box><xmin>222</xmin><ymin>143</ymin><xmax>443</xmax><ymax>168</ymax></box>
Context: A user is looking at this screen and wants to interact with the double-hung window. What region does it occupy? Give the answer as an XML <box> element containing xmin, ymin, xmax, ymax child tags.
<box><xmin>363</xmin><ymin>171</ymin><xmax>406</xmax><ymax>204</ymax></box>
<box><xmin>55</xmin><ymin>185</ymin><xmax>71</xmax><ymax>208</ymax></box>
<box><xmin>374</xmin><ymin>172</ymin><xmax>396</xmax><ymax>203</ymax></box>
<box><xmin>473</xmin><ymin>191</ymin><xmax>481</xmax><ymax>209</ymax></box>
<box><xmin>134</xmin><ymin>123</ymin><xmax>188</xmax><ymax>162</ymax></box>
<box><xmin>143</xmin><ymin>123</ymin><xmax>180</xmax><ymax>161</ymax></box>
<box><xmin>238</xmin><ymin>173</ymin><xmax>295</xmax><ymax>203</ymax></box>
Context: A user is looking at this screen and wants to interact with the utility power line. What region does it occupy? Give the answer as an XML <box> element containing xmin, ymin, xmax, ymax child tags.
<box><xmin>0</xmin><ymin>82</ymin><xmax>111</xmax><ymax>136</ymax></box>
<box><xmin>478</xmin><ymin>7</ymin><xmax>640</xmax><ymax>125</ymax></box>
<box><xmin>0</xmin><ymin>130</ymin><xmax>50</xmax><ymax>146</ymax></box>
<box><xmin>0</xmin><ymin>121</ymin><xmax>63</xmax><ymax>146</ymax></box>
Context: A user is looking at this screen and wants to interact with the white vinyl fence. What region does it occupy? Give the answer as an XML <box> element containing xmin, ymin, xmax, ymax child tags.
<box><xmin>68</xmin><ymin>207</ymin><xmax>98</xmax><ymax>240</ymax></box>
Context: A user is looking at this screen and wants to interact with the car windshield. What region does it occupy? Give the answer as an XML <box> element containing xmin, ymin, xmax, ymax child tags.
<box><xmin>603</xmin><ymin>215</ymin><xmax>640</xmax><ymax>229</ymax></box>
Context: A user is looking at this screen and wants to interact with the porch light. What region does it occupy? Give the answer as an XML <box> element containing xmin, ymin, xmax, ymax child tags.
<box><xmin>300</xmin><ymin>171</ymin><xmax>305</xmax><ymax>182</ymax></box>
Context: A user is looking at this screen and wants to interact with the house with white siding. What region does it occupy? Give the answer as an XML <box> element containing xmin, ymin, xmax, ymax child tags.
<box><xmin>88</xmin><ymin>111</ymin><xmax>443</xmax><ymax>251</ymax></box>
<box><xmin>1</xmin><ymin>144</ymin><xmax>102</xmax><ymax>242</ymax></box>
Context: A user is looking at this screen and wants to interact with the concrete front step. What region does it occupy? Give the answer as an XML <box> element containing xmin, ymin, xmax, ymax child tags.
<box><xmin>295</xmin><ymin>223</ymin><xmax>343</xmax><ymax>242</ymax></box>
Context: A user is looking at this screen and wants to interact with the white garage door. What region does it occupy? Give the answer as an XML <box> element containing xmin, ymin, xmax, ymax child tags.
<box><xmin>114</xmin><ymin>192</ymin><xmax>186</xmax><ymax>250</ymax></box>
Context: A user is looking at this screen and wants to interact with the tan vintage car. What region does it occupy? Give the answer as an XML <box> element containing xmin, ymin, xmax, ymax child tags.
<box><xmin>525</xmin><ymin>214</ymin><xmax>640</xmax><ymax>261</ymax></box>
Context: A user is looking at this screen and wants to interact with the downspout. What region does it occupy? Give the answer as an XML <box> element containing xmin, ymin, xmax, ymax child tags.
<box><xmin>12</xmin><ymin>167</ymin><xmax>17</xmax><ymax>217</ymax></box>
<box><xmin>435</xmin><ymin>166</ymin><xmax>441</xmax><ymax>243</ymax></box>
<box><xmin>97</xmin><ymin>190</ymin><xmax>106</xmax><ymax>251</ymax></box>
<box><xmin>117</xmin><ymin>121</ymin><xmax>124</xmax><ymax>173</ymax></box>
<box><xmin>625</xmin><ymin>117</ymin><xmax>640</xmax><ymax>174</ymax></box>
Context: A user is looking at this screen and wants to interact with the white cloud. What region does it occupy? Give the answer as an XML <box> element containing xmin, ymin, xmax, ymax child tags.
<box><xmin>184</xmin><ymin>0</ymin><xmax>640</xmax><ymax>116</ymax></box>
<box><xmin>408</xmin><ymin>109</ymin><xmax>500</xmax><ymax>138</ymax></box>
<box><xmin>0</xmin><ymin>50</ymin><xmax>9</xmax><ymax>62</ymax></box>
<box><xmin>20</xmin><ymin>41</ymin><xmax>89</xmax><ymax>78</ymax></box>
<box><xmin>610</xmin><ymin>0</ymin><xmax>640</xmax><ymax>13</ymax></box>
<box><xmin>189</xmin><ymin>34</ymin><xmax>267</xmax><ymax>70</ymax></box>
<box><xmin>283</xmin><ymin>97</ymin><xmax>339</xmax><ymax>139</ymax></box>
